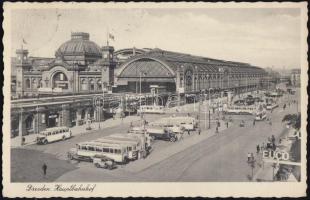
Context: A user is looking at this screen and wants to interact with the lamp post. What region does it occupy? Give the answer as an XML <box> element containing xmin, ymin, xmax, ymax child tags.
<box><xmin>139</xmin><ymin>71</ymin><xmax>146</xmax><ymax>122</ymax></box>
<box><xmin>208</xmin><ymin>87</ymin><xmax>214</xmax><ymax>129</ymax></box>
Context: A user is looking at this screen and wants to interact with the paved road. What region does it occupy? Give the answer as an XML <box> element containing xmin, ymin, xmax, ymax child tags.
<box><xmin>12</xmin><ymin>89</ymin><xmax>299</xmax><ymax>182</ymax></box>
<box><xmin>56</xmin><ymin>91</ymin><xmax>298</xmax><ymax>182</ymax></box>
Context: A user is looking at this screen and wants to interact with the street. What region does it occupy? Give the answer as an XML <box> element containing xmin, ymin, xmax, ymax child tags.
<box><xmin>11</xmin><ymin>89</ymin><xmax>299</xmax><ymax>182</ymax></box>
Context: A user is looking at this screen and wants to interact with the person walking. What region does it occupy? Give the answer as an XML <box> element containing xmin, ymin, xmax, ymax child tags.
<box><xmin>187</xmin><ymin>129</ymin><xmax>190</xmax><ymax>136</ymax></box>
<box><xmin>42</xmin><ymin>163</ymin><xmax>47</xmax><ymax>177</ymax></box>
<box><xmin>271</xmin><ymin>135</ymin><xmax>275</xmax><ymax>144</ymax></box>
<box><xmin>247</xmin><ymin>152</ymin><xmax>251</xmax><ymax>162</ymax></box>
<box><xmin>261</xmin><ymin>143</ymin><xmax>265</xmax><ymax>151</ymax></box>
<box><xmin>253</xmin><ymin>119</ymin><xmax>256</xmax><ymax>127</ymax></box>
<box><xmin>256</xmin><ymin>144</ymin><xmax>260</xmax><ymax>154</ymax></box>
<box><xmin>198</xmin><ymin>127</ymin><xmax>201</xmax><ymax>135</ymax></box>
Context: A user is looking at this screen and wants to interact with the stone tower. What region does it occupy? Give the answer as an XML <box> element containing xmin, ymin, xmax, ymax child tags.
<box><xmin>101</xmin><ymin>46</ymin><xmax>116</xmax><ymax>91</ymax></box>
<box><xmin>15</xmin><ymin>49</ymin><xmax>31</xmax><ymax>98</ymax></box>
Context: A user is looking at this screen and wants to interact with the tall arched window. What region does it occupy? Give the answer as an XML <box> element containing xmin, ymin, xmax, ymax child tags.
<box><xmin>90</xmin><ymin>79</ymin><xmax>95</xmax><ymax>91</ymax></box>
<box><xmin>32</xmin><ymin>79</ymin><xmax>37</xmax><ymax>89</ymax></box>
<box><xmin>38</xmin><ymin>79</ymin><xmax>43</xmax><ymax>88</ymax></box>
<box><xmin>25</xmin><ymin>79</ymin><xmax>30</xmax><ymax>89</ymax></box>
<box><xmin>97</xmin><ymin>80</ymin><xmax>102</xmax><ymax>90</ymax></box>
<box><xmin>25</xmin><ymin>115</ymin><xmax>34</xmax><ymax>130</ymax></box>
<box><xmin>52</xmin><ymin>72</ymin><xmax>68</xmax><ymax>89</ymax></box>
<box><xmin>81</xmin><ymin>79</ymin><xmax>88</xmax><ymax>91</ymax></box>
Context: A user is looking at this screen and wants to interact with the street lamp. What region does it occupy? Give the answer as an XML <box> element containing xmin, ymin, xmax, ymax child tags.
<box><xmin>139</xmin><ymin>71</ymin><xmax>147</xmax><ymax>122</ymax></box>
<box><xmin>208</xmin><ymin>87</ymin><xmax>214</xmax><ymax>129</ymax></box>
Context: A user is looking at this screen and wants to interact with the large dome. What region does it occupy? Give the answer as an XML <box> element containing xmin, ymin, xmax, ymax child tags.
<box><xmin>55</xmin><ymin>32</ymin><xmax>102</xmax><ymax>64</ymax></box>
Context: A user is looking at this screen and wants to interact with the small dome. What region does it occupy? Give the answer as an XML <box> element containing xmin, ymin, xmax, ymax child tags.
<box><xmin>55</xmin><ymin>32</ymin><xmax>102</xmax><ymax>63</ymax></box>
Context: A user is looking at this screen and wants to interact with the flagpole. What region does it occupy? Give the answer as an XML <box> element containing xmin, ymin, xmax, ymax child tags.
<box><xmin>106</xmin><ymin>28</ymin><xmax>109</xmax><ymax>46</ymax></box>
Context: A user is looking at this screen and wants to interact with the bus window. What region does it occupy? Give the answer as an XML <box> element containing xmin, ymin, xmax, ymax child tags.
<box><xmin>109</xmin><ymin>148</ymin><xmax>114</xmax><ymax>153</ymax></box>
<box><xmin>115</xmin><ymin>149</ymin><xmax>121</xmax><ymax>154</ymax></box>
<box><xmin>88</xmin><ymin>146</ymin><xmax>95</xmax><ymax>151</ymax></box>
<box><xmin>95</xmin><ymin>147</ymin><xmax>102</xmax><ymax>152</ymax></box>
<box><xmin>128</xmin><ymin>147</ymin><xmax>132</xmax><ymax>151</ymax></box>
<box><xmin>102</xmin><ymin>148</ymin><xmax>109</xmax><ymax>153</ymax></box>
<box><xmin>81</xmin><ymin>146</ymin><xmax>87</xmax><ymax>150</ymax></box>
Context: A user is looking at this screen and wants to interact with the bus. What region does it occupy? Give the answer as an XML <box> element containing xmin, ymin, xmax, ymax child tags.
<box><xmin>223</xmin><ymin>105</ymin><xmax>256</xmax><ymax>115</ymax></box>
<box><xmin>68</xmin><ymin>141</ymin><xmax>129</xmax><ymax>163</ymax></box>
<box><xmin>137</xmin><ymin>105</ymin><xmax>165</xmax><ymax>114</ymax></box>
<box><xmin>95</xmin><ymin>137</ymin><xmax>139</xmax><ymax>160</ymax></box>
<box><xmin>151</xmin><ymin>116</ymin><xmax>197</xmax><ymax>131</ymax></box>
<box><xmin>106</xmin><ymin>134</ymin><xmax>150</xmax><ymax>158</ymax></box>
<box><xmin>37</xmin><ymin>126</ymin><xmax>72</xmax><ymax>145</ymax></box>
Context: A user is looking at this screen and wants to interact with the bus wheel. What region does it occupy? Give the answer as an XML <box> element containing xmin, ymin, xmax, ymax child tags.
<box><xmin>62</xmin><ymin>136</ymin><xmax>66</xmax><ymax>141</ymax></box>
<box><xmin>170</xmin><ymin>137</ymin><xmax>176</xmax><ymax>142</ymax></box>
<box><xmin>94</xmin><ymin>163</ymin><xmax>100</xmax><ymax>168</ymax></box>
<box><xmin>43</xmin><ymin>140</ymin><xmax>48</xmax><ymax>145</ymax></box>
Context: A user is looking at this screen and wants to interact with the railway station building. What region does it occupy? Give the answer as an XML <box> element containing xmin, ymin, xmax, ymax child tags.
<box><xmin>11</xmin><ymin>32</ymin><xmax>267</xmax><ymax>138</ymax></box>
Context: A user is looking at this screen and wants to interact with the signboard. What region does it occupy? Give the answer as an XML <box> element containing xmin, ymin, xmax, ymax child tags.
<box><xmin>262</xmin><ymin>150</ymin><xmax>289</xmax><ymax>161</ymax></box>
<box><xmin>178</xmin><ymin>87</ymin><xmax>185</xmax><ymax>94</ymax></box>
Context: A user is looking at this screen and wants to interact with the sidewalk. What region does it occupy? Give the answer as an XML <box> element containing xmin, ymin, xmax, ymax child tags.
<box><xmin>123</xmin><ymin>119</ymin><xmax>228</xmax><ymax>173</ymax></box>
<box><xmin>11</xmin><ymin>115</ymin><xmax>140</xmax><ymax>148</ymax></box>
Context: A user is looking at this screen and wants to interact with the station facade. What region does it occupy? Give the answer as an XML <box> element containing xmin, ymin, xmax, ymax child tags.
<box><xmin>11</xmin><ymin>32</ymin><xmax>268</xmax><ymax>138</ymax></box>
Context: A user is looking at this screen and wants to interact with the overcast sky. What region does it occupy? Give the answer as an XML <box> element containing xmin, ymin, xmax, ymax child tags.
<box><xmin>11</xmin><ymin>7</ymin><xmax>301</xmax><ymax>69</ymax></box>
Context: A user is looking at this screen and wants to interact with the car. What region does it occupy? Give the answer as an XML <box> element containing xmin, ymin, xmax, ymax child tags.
<box><xmin>93</xmin><ymin>155</ymin><xmax>117</xmax><ymax>170</ymax></box>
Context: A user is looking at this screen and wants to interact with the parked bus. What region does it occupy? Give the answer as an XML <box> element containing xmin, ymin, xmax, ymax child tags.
<box><xmin>107</xmin><ymin>134</ymin><xmax>150</xmax><ymax>158</ymax></box>
<box><xmin>223</xmin><ymin>105</ymin><xmax>256</xmax><ymax>115</ymax></box>
<box><xmin>137</xmin><ymin>105</ymin><xmax>165</xmax><ymax>114</ymax></box>
<box><xmin>37</xmin><ymin>126</ymin><xmax>72</xmax><ymax>145</ymax></box>
<box><xmin>151</xmin><ymin>116</ymin><xmax>197</xmax><ymax>131</ymax></box>
<box><xmin>95</xmin><ymin>137</ymin><xmax>139</xmax><ymax>160</ymax></box>
<box><xmin>68</xmin><ymin>141</ymin><xmax>129</xmax><ymax>163</ymax></box>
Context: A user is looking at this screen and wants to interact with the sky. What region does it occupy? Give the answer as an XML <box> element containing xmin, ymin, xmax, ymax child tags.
<box><xmin>10</xmin><ymin>7</ymin><xmax>302</xmax><ymax>69</ymax></box>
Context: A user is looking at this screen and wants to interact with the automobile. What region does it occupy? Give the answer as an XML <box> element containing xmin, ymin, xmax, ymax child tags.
<box><xmin>93</xmin><ymin>155</ymin><xmax>116</xmax><ymax>170</ymax></box>
<box><xmin>146</xmin><ymin>125</ymin><xmax>178</xmax><ymax>142</ymax></box>
<box><xmin>37</xmin><ymin>126</ymin><xmax>72</xmax><ymax>145</ymax></box>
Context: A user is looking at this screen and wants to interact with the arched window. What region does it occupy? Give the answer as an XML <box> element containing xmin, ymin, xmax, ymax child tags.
<box><xmin>81</xmin><ymin>79</ymin><xmax>88</xmax><ymax>91</ymax></box>
<box><xmin>38</xmin><ymin>79</ymin><xmax>43</xmax><ymax>88</ymax></box>
<box><xmin>97</xmin><ymin>80</ymin><xmax>102</xmax><ymax>90</ymax></box>
<box><xmin>32</xmin><ymin>79</ymin><xmax>37</xmax><ymax>89</ymax></box>
<box><xmin>25</xmin><ymin>115</ymin><xmax>34</xmax><ymax>130</ymax></box>
<box><xmin>90</xmin><ymin>79</ymin><xmax>95</xmax><ymax>91</ymax></box>
<box><xmin>52</xmin><ymin>72</ymin><xmax>68</xmax><ymax>89</ymax></box>
<box><xmin>25</xmin><ymin>79</ymin><xmax>30</xmax><ymax>89</ymax></box>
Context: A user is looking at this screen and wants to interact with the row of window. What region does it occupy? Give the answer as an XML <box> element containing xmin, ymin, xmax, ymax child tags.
<box><xmin>180</xmin><ymin>74</ymin><xmax>265</xmax><ymax>80</ymax></box>
<box><xmin>24</xmin><ymin>78</ymin><xmax>43</xmax><ymax>89</ymax></box>
<box><xmin>78</xmin><ymin>145</ymin><xmax>122</xmax><ymax>154</ymax></box>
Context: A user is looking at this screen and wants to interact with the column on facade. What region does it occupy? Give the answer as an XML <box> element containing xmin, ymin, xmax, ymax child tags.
<box><xmin>18</xmin><ymin>109</ymin><xmax>26</xmax><ymax>139</ymax></box>
<box><xmin>85</xmin><ymin>108</ymin><xmax>90</xmax><ymax>120</ymax></box>
<box><xmin>34</xmin><ymin>107</ymin><xmax>47</xmax><ymax>134</ymax></box>
<box><xmin>76</xmin><ymin>108</ymin><xmax>82</xmax><ymax>126</ymax></box>
<box><xmin>61</xmin><ymin>104</ymin><xmax>71</xmax><ymax>127</ymax></box>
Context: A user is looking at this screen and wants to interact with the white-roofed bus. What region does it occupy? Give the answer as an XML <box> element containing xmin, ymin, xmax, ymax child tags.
<box><xmin>68</xmin><ymin>141</ymin><xmax>129</xmax><ymax>164</ymax></box>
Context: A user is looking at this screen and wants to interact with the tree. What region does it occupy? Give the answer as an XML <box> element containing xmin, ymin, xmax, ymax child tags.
<box><xmin>282</xmin><ymin>113</ymin><xmax>301</xmax><ymax>130</ymax></box>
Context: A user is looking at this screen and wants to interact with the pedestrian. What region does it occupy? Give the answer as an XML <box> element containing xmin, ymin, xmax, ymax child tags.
<box><xmin>256</xmin><ymin>144</ymin><xmax>260</xmax><ymax>154</ymax></box>
<box><xmin>247</xmin><ymin>152</ymin><xmax>251</xmax><ymax>162</ymax></box>
<box><xmin>253</xmin><ymin>119</ymin><xmax>256</xmax><ymax>127</ymax></box>
<box><xmin>42</xmin><ymin>163</ymin><xmax>47</xmax><ymax>177</ymax></box>
<box><xmin>261</xmin><ymin>143</ymin><xmax>265</xmax><ymax>151</ymax></box>
<box><xmin>216</xmin><ymin>126</ymin><xmax>219</xmax><ymax>133</ymax></box>
<box><xmin>271</xmin><ymin>135</ymin><xmax>275</xmax><ymax>144</ymax></box>
<box><xmin>226</xmin><ymin>121</ymin><xmax>229</xmax><ymax>128</ymax></box>
<box><xmin>198</xmin><ymin>128</ymin><xmax>201</xmax><ymax>135</ymax></box>
<box><xmin>187</xmin><ymin>129</ymin><xmax>190</xmax><ymax>136</ymax></box>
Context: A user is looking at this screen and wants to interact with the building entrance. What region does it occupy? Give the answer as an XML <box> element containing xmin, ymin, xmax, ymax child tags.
<box><xmin>47</xmin><ymin>112</ymin><xmax>59</xmax><ymax>128</ymax></box>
